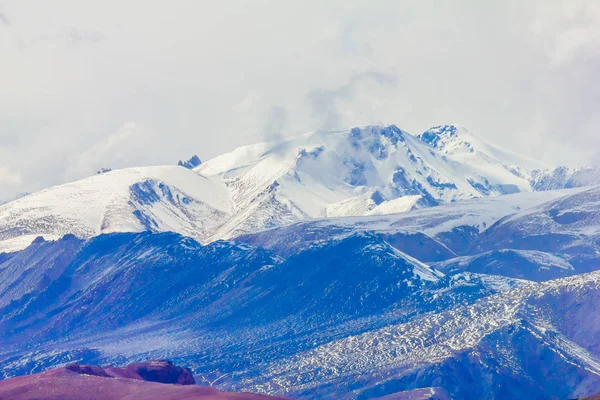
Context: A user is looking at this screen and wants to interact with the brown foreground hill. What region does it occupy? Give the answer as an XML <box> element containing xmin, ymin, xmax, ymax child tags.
<box><xmin>0</xmin><ymin>360</ymin><xmax>288</xmax><ymax>400</ymax></box>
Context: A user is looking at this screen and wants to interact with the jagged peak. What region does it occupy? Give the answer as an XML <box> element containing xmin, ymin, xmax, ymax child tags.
<box><xmin>178</xmin><ymin>155</ymin><xmax>202</xmax><ymax>169</ymax></box>
<box><xmin>422</xmin><ymin>124</ymin><xmax>460</xmax><ymax>137</ymax></box>
<box><xmin>349</xmin><ymin>124</ymin><xmax>405</xmax><ymax>142</ymax></box>
<box><xmin>31</xmin><ymin>236</ymin><xmax>46</xmax><ymax>245</ymax></box>
<box><xmin>418</xmin><ymin>125</ymin><xmax>474</xmax><ymax>154</ymax></box>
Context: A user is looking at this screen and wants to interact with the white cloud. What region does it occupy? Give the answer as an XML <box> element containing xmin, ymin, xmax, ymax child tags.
<box><xmin>0</xmin><ymin>166</ymin><xmax>21</xmax><ymax>185</ymax></box>
<box><xmin>66</xmin><ymin>122</ymin><xmax>162</xmax><ymax>180</ymax></box>
<box><xmin>0</xmin><ymin>166</ymin><xmax>22</xmax><ymax>199</ymax></box>
<box><xmin>0</xmin><ymin>0</ymin><xmax>599</xmax><ymax>198</ymax></box>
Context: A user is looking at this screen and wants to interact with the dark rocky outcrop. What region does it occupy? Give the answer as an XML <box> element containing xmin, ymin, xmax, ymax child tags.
<box><xmin>96</xmin><ymin>168</ymin><xmax>112</xmax><ymax>175</ymax></box>
<box><xmin>178</xmin><ymin>155</ymin><xmax>202</xmax><ymax>169</ymax></box>
<box><xmin>68</xmin><ymin>360</ymin><xmax>195</xmax><ymax>385</ymax></box>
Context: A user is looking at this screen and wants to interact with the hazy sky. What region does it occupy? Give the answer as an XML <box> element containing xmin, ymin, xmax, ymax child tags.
<box><xmin>1</xmin><ymin>0</ymin><xmax>600</xmax><ymax>199</ymax></box>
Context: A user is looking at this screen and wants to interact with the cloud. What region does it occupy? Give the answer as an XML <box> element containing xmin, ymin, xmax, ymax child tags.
<box><xmin>1</xmin><ymin>0</ymin><xmax>600</xmax><ymax>199</ymax></box>
<box><xmin>521</xmin><ymin>0</ymin><xmax>600</xmax><ymax>164</ymax></box>
<box><xmin>64</xmin><ymin>27</ymin><xmax>103</xmax><ymax>45</ymax></box>
<box><xmin>307</xmin><ymin>71</ymin><xmax>397</xmax><ymax>130</ymax></box>
<box><xmin>232</xmin><ymin>91</ymin><xmax>261</xmax><ymax>113</ymax></box>
<box><xmin>65</xmin><ymin>122</ymin><xmax>161</xmax><ymax>180</ymax></box>
<box><xmin>0</xmin><ymin>1</ymin><xmax>8</xmax><ymax>26</ymax></box>
<box><xmin>262</xmin><ymin>105</ymin><xmax>288</xmax><ymax>142</ymax></box>
<box><xmin>0</xmin><ymin>166</ymin><xmax>22</xmax><ymax>200</ymax></box>
<box><xmin>0</xmin><ymin>166</ymin><xmax>21</xmax><ymax>186</ymax></box>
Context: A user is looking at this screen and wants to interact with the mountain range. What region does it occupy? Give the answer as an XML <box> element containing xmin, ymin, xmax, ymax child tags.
<box><xmin>1</xmin><ymin>124</ymin><xmax>600</xmax><ymax>399</ymax></box>
<box><xmin>1</xmin><ymin>124</ymin><xmax>598</xmax><ymax>254</ymax></box>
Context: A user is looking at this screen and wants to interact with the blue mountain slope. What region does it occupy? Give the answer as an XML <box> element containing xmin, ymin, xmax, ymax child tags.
<box><xmin>0</xmin><ymin>232</ymin><xmax>281</xmax><ymax>345</ymax></box>
<box><xmin>0</xmin><ymin>235</ymin><xmax>82</xmax><ymax>311</ymax></box>
<box><xmin>238</xmin><ymin>271</ymin><xmax>600</xmax><ymax>399</ymax></box>
<box><xmin>432</xmin><ymin>249</ymin><xmax>575</xmax><ymax>282</ymax></box>
<box><xmin>237</xmin><ymin>224</ymin><xmax>456</xmax><ymax>262</ymax></box>
<box><xmin>463</xmin><ymin>187</ymin><xmax>600</xmax><ymax>280</ymax></box>
<box><xmin>473</xmin><ymin>186</ymin><xmax>600</xmax><ymax>254</ymax></box>
<box><xmin>228</xmin><ymin>232</ymin><xmax>444</xmax><ymax>323</ymax></box>
<box><xmin>0</xmin><ymin>232</ymin><xmax>508</xmax><ymax>381</ymax></box>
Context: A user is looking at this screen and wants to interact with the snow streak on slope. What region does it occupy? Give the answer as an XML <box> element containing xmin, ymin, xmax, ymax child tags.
<box><xmin>237</xmin><ymin>188</ymin><xmax>580</xmax><ymax>258</ymax></box>
<box><xmin>530</xmin><ymin>165</ymin><xmax>600</xmax><ymax>191</ymax></box>
<box><xmin>473</xmin><ymin>186</ymin><xmax>600</xmax><ymax>255</ymax></box>
<box><xmin>433</xmin><ymin>249</ymin><xmax>574</xmax><ymax>282</ymax></box>
<box><xmin>0</xmin><ymin>167</ymin><xmax>231</xmax><ymax>252</ymax></box>
<box><xmin>242</xmin><ymin>270</ymin><xmax>600</xmax><ymax>398</ymax></box>
<box><xmin>500</xmin><ymin>185</ymin><xmax>600</xmax><ymax>236</ymax></box>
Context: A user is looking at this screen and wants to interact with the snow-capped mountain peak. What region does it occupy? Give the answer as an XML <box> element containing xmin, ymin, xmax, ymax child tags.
<box><xmin>418</xmin><ymin>124</ymin><xmax>474</xmax><ymax>154</ymax></box>
<box><xmin>0</xmin><ymin>166</ymin><xmax>232</xmax><ymax>253</ymax></box>
<box><xmin>419</xmin><ymin>124</ymin><xmax>549</xmax><ymax>171</ymax></box>
<box><xmin>195</xmin><ymin>124</ymin><xmax>542</xmax><ymax>238</ymax></box>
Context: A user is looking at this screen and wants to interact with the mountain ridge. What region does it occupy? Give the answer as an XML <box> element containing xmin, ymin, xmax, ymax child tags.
<box><xmin>0</xmin><ymin>124</ymin><xmax>598</xmax><ymax>253</ymax></box>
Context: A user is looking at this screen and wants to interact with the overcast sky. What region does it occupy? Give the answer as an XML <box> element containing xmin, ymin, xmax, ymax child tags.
<box><xmin>1</xmin><ymin>0</ymin><xmax>600</xmax><ymax>199</ymax></box>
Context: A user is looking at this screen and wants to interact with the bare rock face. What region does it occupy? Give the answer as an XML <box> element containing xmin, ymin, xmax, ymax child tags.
<box><xmin>130</xmin><ymin>360</ymin><xmax>195</xmax><ymax>384</ymax></box>
<box><xmin>178</xmin><ymin>155</ymin><xmax>202</xmax><ymax>169</ymax></box>
<box><xmin>0</xmin><ymin>360</ymin><xmax>286</xmax><ymax>400</ymax></box>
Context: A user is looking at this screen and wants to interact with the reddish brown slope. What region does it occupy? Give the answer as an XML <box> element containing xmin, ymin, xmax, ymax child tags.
<box><xmin>0</xmin><ymin>360</ymin><xmax>287</xmax><ymax>400</ymax></box>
